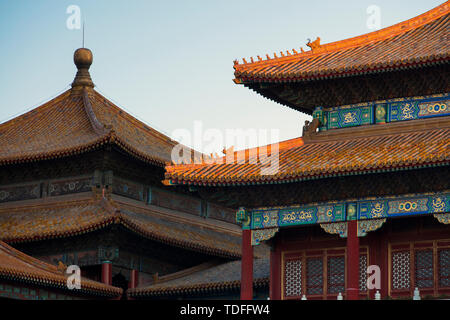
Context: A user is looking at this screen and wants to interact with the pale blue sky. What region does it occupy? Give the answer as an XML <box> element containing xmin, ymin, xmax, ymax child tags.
<box><xmin>0</xmin><ymin>0</ymin><xmax>444</xmax><ymax>152</ymax></box>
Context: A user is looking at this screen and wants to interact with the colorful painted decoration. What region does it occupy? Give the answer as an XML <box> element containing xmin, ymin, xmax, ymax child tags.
<box><xmin>327</xmin><ymin>105</ymin><xmax>373</xmax><ymax>129</ymax></box>
<box><xmin>358</xmin><ymin>219</ymin><xmax>386</xmax><ymax>237</ymax></box>
<box><xmin>358</xmin><ymin>194</ymin><xmax>450</xmax><ymax>219</ymax></box>
<box><xmin>320</xmin><ymin>219</ymin><xmax>386</xmax><ymax>238</ymax></box>
<box><xmin>236</xmin><ymin>207</ymin><xmax>250</xmax><ymax>227</ymax></box>
<box><xmin>251</xmin><ymin>228</ymin><xmax>279</xmax><ymax>246</ymax></box>
<box><xmin>246</xmin><ymin>192</ymin><xmax>449</xmax><ymax>230</ymax></box>
<box><xmin>434</xmin><ymin>213</ymin><xmax>450</xmax><ymax>224</ymax></box>
<box><xmin>313</xmin><ymin>93</ymin><xmax>449</xmax><ymax>131</ymax></box>
<box><xmin>251</xmin><ymin>203</ymin><xmax>346</xmax><ymax>229</ymax></box>
<box><xmin>320</xmin><ymin>222</ymin><xmax>347</xmax><ymax>238</ymax></box>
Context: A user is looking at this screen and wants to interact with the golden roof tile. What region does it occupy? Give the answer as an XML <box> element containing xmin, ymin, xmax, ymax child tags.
<box><xmin>233</xmin><ymin>2</ymin><xmax>449</xmax><ymax>83</ymax></box>
<box><xmin>164</xmin><ymin>125</ymin><xmax>450</xmax><ymax>186</ymax></box>
<box><xmin>0</xmin><ymin>197</ymin><xmax>265</xmax><ymax>259</ymax></box>
<box><xmin>0</xmin><ymin>49</ymin><xmax>183</xmax><ymax>167</ymax></box>
<box><xmin>128</xmin><ymin>258</ymin><xmax>269</xmax><ymax>297</ymax></box>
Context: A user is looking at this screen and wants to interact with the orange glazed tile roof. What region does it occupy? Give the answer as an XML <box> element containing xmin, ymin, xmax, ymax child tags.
<box><xmin>128</xmin><ymin>258</ymin><xmax>269</xmax><ymax>297</ymax></box>
<box><xmin>0</xmin><ymin>47</ymin><xmax>187</xmax><ymax>166</ymax></box>
<box><xmin>0</xmin><ymin>87</ymin><xmax>180</xmax><ymax>167</ymax></box>
<box><xmin>233</xmin><ymin>2</ymin><xmax>449</xmax><ymax>83</ymax></box>
<box><xmin>0</xmin><ymin>240</ymin><xmax>122</xmax><ymax>297</ymax></box>
<box><xmin>0</xmin><ymin>197</ymin><xmax>261</xmax><ymax>259</ymax></box>
<box><xmin>165</xmin><ymin>124</ymin><xmax>450</xmax><ymax>186</ymax></box>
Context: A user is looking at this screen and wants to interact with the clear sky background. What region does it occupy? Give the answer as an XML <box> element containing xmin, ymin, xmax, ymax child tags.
<box><xmin>0</xmin><ymin>0</ymin><xmax>444</xmax><ymax>153</ymax></box>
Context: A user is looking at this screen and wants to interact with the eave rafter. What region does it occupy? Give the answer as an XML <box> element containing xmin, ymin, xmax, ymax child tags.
<box><xmin>240</xmin><ymin>63</ymin><xmax>449</xmax><ymax>113</ymax></box>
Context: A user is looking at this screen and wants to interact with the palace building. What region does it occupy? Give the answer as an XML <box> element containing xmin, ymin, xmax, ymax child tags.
<box><xmin>163</xmin><ymin>2</ymin><xmax>450</xmax><ymax>300</ymax></box>
<box><xmin>0</xmin><ymin>47</ymin><xmax>268</xmax><ymax>300</ymax></box>
<box><xmin>0</xmin><ymin>2</ymin><xmax>448</xmax><ymax>301</ymax></box>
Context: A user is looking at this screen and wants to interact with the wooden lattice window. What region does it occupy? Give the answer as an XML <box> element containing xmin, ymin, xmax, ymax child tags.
<box><xmin>392</xmin><ymin>251</ymin><xmax>411</xmax><ymax>290</ymax></box>
<box><xmin>283</xmin><ymin>247</ymin><xmax>369</xmax><ymax>299</ymax></box>
<box><xmin>306</xmin><ymin>257</ymin><xmax>323</xmax><ymax>295</ymax></box>
<box><xmin>415</xmin><ymin>249</ymin><xmax>433</xmax><ymax>288</ymax></box>
<box><xmin>327</xmin><ymin>256</ymin><xmax>345</xmax><ymax>294</ymax></box>
<box><xmin>359</xmin><ymin>254</ymin><xmax>368</xmax><ymax>292</ymax></box>
<box><xmin>284</xmin><ymin>259</ymin><xmax>302</xmax><ymax>297</ymax></box>
<box><xmin>439</xmin><ymin>249</ymin><xmax>450</xmax><ymax>288</ymax></box>
<box><xmin>390</xmin><ymin>241</ymin><xmax>450</xmax><ymax>295</ymax></box>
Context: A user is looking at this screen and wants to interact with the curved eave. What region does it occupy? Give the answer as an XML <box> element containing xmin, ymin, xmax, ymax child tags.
<box><xmin>235</xmin><ymin>58</ymin><xmax>450</xmax><ymax>115</ymax></box>
<box><xmin>0</xmin><ymin>132</ymin><xmax>169</xmax><ymax>168</ymax></box>
<box><xmin>127</xmin><ymin>278</ymin><xmax>269</xmax><ymax>298</ymax></box>
<box><xmin>2</xmin><ymin>214</ymin><xmax>241</xmax><ymax>260</ymax></box>
<box><xmin>235</xmin><ymin>55</ymin><xmax>449</xmax><ymax>85</ymax></box>
<box><xmin>233</xmin><ymin>2</ymin><xmax>449</xmax><ymax>83</ymax></box>
<box><xmin>0</xmin><ymin>271</ymin><xmax>122</xmax><ymax>298</ymax></box>
<box><xmin>165</xmin><ymin>160</ymin><xmax>450</xmax><ymax>187</ymax></box>
<box><xmin>119</xmin><ymin>217</ymin><xmax>241</xmax><ymax>259</ymax></box>
<box><xmin>0</xmin><ymin>268</ymin><xmax>123</xmax><ymax>297</ymax></box>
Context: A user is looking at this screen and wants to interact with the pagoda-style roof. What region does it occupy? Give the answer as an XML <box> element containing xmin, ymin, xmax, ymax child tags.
<box><xmin>0</xmin><ymin>195</ymin><xmax>268</xmax><ymax>259</ymax></box>
<box><xmin>233</xmin><ymin>2</ymin><xmax>449</xmax><ymax>113</ymax></box>
<box><xmin>0</xmin><ymin>49</ymin><xmax>182</xmax><ymax>167</ymax></box>
<box><xmin>127</xmin><ymin>258</ymin><xmax>269</xmax><ymax>298</ymax></box>
<box><xmin>0</xmin><ymin>240</ymin><xmax>122</xmax><ymax>298</ymax></box>
<box><xmin>164</xmin><ymin>117</ymin><xmax>450</xmax><ymax>186</ymax></box>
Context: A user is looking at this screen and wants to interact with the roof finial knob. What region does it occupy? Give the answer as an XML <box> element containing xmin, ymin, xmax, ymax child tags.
<box><xmin>74</xmin><ymin>47</ymin><xmax>93</xmax><ymax>69</ymax></box>
<box><xmin>72</xmin><ymin>48</ymin><xmax>94</xmax><ymax>90</ymax></box>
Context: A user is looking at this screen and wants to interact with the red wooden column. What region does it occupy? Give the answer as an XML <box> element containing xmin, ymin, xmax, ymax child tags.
<box><xmin>101</xmin><ymin>261</ymin><xmax>112</xmax><ymax>286</ymax></box>
<box><xmin>241</xmin><ymin>229</ymin><xmax>254</xmax><ymax>300</ymax></box>
<box><xmin>347</xmin><ymin>220</ymin><xmax>359</xmax><ymax>300</ymax></box>
<box><xmin>129</xmin><ymin>269</ymin><xmax>139</xmax><ymax>289</ymax></box>
<box><xmin>346</xmin><ymin>220</ymin><xmax>360</xmax><ymax>300</ymax></box>
<box><xmin>368</xmin><ymin>234</ymin><xmax>377</xmax><ymax>299</ymax></box>
<box><xmin>270</xmin><ymin>242</ymin><xmax>281</xmax><ymax>300</ymax></box>
<box><xmin>379</xmin><ymin>229</ymin><xmax>389</xmax><ymax>299</ymax></box>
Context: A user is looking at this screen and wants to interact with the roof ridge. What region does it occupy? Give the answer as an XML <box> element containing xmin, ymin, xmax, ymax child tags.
<box><xmin>108</xmin><ymin>133</ymin><xmax>167</xmax><ymax>166</ymax></box>
<box><xmin>113</xmin><ymin>196</ymin><xmax>241</xmax><ymax>236</ymax></box>
<box><xmin>128</xmin><ymin>278</ymin><xmax>270</xmax><ymax>296</ymax></box>
<box><xmin>99</xmin><ymin>197</ymin><xmax>122</xmax><ymax>216</ymax></box>
<box><xmin>118</xmin><ymin>220</ymin><xmax>241</xmax><ymax>259</ymax></box>
<box><xmin>154</xmin><ymin>260</ymin><xmax>222</xmax><ymax>285</ymax></box>
<box><xmin>0</xmin><ymin>87</ymin><xmax>177</xmax><ymax>167</ymax></box>
<box><xmin>0</xmin><ymin>240</ymin><xmax>123</xmax><ymax>296</ymax></box>
<box><xmin>0</xmin><ymin>197</ymin><xmax>97</xmax><ymax>213</ymax></box>
<box><xmin>91</xmin><ymin>90</ymin><xmax>178</xmax><ymax>147</ymax></box>
<box><xmin>165</xmin><ymin>137</ymin><xmax>304</xmax><ymax>169</ymax></box>
<box><xmin>234</xmin><ymin>2</ymin><xmax>449</xmax><ymax>69</ymax></box>
<box><xmin>82</xmin><ymin>88</ymin><xmax>110</xmax><ymax>136</ymax></box>
<box><xmin>0</xmin><ymin>240</ymin><xmax>58</xmax><ymax>273</ymax></box>
<box><xmin>164</xmin><ymin>126</ymin><xmax>450</xmax><ymax>186</ymax></box>
<box><xmin>2</xmin><ymin>47</ymin><xmax>191</xmax><ymax>167</ymax></box>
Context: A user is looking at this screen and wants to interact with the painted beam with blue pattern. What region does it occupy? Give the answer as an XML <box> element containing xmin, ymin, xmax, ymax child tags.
<box><xmin>313</xmin><ymin>93</ymin><xmax>449</xmax><ymax>131</ymax></box>
<box><xmin>241</xmin><ymin>191</ymin><xmax>450</xmax><ymax>230</ymax></box>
